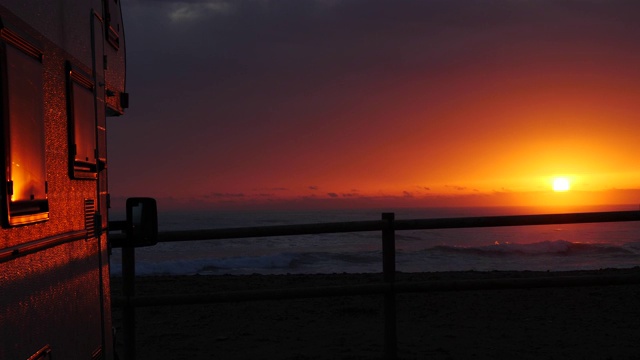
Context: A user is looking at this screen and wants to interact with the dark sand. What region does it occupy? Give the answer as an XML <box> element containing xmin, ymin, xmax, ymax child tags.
<box><xmin>111</xmin><ymin>268</ymin><xmax>640</xmax><ymax>359</ymax></box>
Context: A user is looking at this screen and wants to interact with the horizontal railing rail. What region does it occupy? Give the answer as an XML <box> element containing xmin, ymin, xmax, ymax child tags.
<box><xmin>110</xmin><ymin>210</ymin><xmax>640</xmax><ymax>360</ymax></box>
<box><xmin>109</xmin><ymin>210</ymin><xmax>640</xmax><ymax>243</ymax></box>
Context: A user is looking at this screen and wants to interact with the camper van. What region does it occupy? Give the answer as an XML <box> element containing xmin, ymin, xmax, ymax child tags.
<box><xmin>1</xmin><ymin>1</ymin><xmax>127</xmax><ymax>359</ymax></box>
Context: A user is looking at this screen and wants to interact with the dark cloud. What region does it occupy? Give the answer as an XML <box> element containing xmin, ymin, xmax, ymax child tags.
<box><xmin>327</xmin><ymin>192</ymin><xmax>339</xmax><ymax>198</ymax></box>
<box><xmin>308</xmin><ymin>185</ymin><xmax>319</xmax><ymax>190</ymax></box>
<box><xmin>204</xmin><ymin>192</ymin><xmax>245</xmax><ymax>198</ymax></box>
<box><xmin>253</xmin><ymin>187</ymin><xmax>289</xmax><ymax>192</ymax></box>
<box><xmin>446</xmin><ymin>186</ymin><xmax>468</xmax><ymax>192</ymax></box>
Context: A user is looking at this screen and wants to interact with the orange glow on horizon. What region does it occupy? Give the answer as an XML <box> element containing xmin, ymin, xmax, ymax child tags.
<box><xmin>108</xmin><ymin>2</ymin><xmax>640</xmax><ymax>211</ymax></box>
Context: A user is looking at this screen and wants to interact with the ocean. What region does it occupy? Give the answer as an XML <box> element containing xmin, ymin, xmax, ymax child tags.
<box><xmin>109</xmin><ymin>205</ymin><xmax>640</xmax><ymax>276</ymax></box>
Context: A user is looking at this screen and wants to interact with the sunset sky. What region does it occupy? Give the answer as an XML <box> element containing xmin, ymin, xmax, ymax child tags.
<box><xmin>108</xmin><ymin>0</ymin><xmax>640</xmax><ymax>210</ymax></box>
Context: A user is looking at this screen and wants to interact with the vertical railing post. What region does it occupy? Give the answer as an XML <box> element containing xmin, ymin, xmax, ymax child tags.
<box><xmin>382</xmin><ymin>212</ymin><xmax>397</xmax><ymax>359</ymax></box>
<box><xmin>122</xmin><ymin>245</ymin><xmax>136</xmax><ymax>360</ymax></box>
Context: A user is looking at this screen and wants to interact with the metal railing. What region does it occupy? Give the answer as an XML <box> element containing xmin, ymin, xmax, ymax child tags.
<box><xmin>110</xmin><ymin>210</ymin><xmax>640</xmax><ymax>360</ymax></box>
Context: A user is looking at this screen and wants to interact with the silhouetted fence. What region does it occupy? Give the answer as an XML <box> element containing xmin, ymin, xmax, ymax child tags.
<box><xmin>110</xmin><ymin>210</ymin><xmax>640</xmax><ymax>360</ymax></box>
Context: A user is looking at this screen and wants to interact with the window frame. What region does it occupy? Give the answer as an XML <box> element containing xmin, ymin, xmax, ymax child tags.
<box><xmin>0</xmin><ymin>20</ymin><xmax>49</xmax><ymax>227</ymax></box>
<box><xmin>66</xmin><ymin>62</ymin><xmax>98</xmax><ymax>180</ymax></box>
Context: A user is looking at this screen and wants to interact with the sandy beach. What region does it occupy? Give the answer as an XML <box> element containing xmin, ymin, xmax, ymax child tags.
<box><xmin>111</xmin><ymin>268</ymin><xmax>640</xmax><ymax>359</ymax></box>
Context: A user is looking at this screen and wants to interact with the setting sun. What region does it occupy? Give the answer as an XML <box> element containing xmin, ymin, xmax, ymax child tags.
<box><xmin>552</xmin><ymin>177</ymin><xmax>571</xmax><ymax>192</ymax></box>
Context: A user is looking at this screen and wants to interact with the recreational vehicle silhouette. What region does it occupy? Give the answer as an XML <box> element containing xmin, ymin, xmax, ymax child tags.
<box><xmin>0</xmin><ymin>2</ymin><xmax>155</xmax><ymax>359</ymax></box>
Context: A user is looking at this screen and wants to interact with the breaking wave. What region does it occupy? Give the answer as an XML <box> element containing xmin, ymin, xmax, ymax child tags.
<box><xmin>427</xmin><ymin>240</ymin><xmax>636</xmax><ymax>257</ymax></box>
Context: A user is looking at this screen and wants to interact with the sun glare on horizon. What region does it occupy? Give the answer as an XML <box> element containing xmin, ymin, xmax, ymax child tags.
<box><xmin>552</xmin><ymin>177</ymin><xmax>571</xmax><ymax>192</ymax></box>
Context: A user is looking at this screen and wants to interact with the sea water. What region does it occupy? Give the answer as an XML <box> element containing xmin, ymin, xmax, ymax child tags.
<box><xmin>109</xmin><ymin>206</ymin><xmax>640</xmax><ymax>276</ymax></box>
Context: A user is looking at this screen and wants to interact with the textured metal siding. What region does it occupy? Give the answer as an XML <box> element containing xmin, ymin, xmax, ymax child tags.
<box><xmin>0</xmin><ymin>2</ymin><xmax>127</xmax><ymax>359</ymax></box>
<box><xmin>0</xmin><ymin>239</ymin><xmax>103</xmax><ymax>359</ymax></box>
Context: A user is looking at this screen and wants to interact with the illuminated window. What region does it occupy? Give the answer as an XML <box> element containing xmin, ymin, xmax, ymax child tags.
<box><xmin>67</xmin><ymin>64</ymin><xmax>97</xmax><ymax>179</ymax></box>
<box><xmin>1</xmin><ymin>23</ymin><xmax>48</xmax><ymax>226</ymax></box>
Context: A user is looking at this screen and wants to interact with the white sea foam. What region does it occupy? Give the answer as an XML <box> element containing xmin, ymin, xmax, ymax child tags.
<box><xmin>110</xmin><ymin>253</ymin><xmax>300</xmax><ymax>276</ymax></box>
<box><xmin>110</xmin><ymin>240</ymin><xmax>640</xmax><ymax>276</ymax></box>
